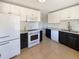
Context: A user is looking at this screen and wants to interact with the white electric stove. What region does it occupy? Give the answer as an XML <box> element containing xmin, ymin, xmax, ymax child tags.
<box><xmin>28</xmin><ymin>29</ymin><xmax>40</xmax><ymax>48</ymax></box>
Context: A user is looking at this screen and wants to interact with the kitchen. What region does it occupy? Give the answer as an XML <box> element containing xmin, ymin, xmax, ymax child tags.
<box><xmin>0</xmin><ymin>0</ymin><xmax>79</xmax><ymax>59</ymax></box>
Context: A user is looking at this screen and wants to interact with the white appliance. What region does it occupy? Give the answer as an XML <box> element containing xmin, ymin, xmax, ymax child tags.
<box><xmin>28</xmin><ymin>30</ymin><xmax>40</xmax><ymax>48</ymax></box>
<box><xmin>0</xmin><ymin>13</ymin><xmax>20</xmax><ymax>59</ymax></box>
<box><xmin>51</xmin><ymin>30</ymin><xmax>59</xmax><ymax>42</ymax></box>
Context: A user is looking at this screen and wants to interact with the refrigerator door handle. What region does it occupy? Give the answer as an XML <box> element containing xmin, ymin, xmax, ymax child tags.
<box><xmin>0</xmin><ymin>35</ymin><xmax>9</xmax><ymax>38</ymax></box>
<box><xmin>0</xmin><ymin>41</ymin><xmax>9</xmax><ymax>46</ymax></box>
<box><xmin>0</xmin><ymin>53</ymin><xmax>1</xmax><ymax>58</ymax></box>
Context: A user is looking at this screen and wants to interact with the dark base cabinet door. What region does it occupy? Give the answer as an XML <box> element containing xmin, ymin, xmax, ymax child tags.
<box><xmin>40</xmin><ymin>31</ymin><xmax>43</xmax><ymax>42</ymax></box>
<box><xmin>59</xmin><ymin>31</ymin><xmax>69</xmax><ymax>46</ymax></box>
<box><xmin>46</xmin><ymin>29</ymin><xmax>51</xmax><ymax>39</ymax></box>
<box><xmin>69</xmin><ymin>34</ymin><xmax>79</xmax><ymax>51</ymax></box>
<box><xmin>20</xmin><ymin>33</ymin><xmax>28</xmax><ymax>49</ymax></box>
<box><xmin>76</xmin><ymin>39</ymin><xmax>79</xmax><ymax>51</ymax></box>
<box><xmin>59</xmin><ymin>31</ymin><xmax>79</xmax><ymax>51</ymax></box>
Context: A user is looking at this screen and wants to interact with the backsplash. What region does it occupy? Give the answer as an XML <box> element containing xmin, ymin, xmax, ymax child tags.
<box><xmin>47</xmin><ymin>22</ymin><xmax>68</xmax><ymax>30</ymax></box>
<box><xmin>47</xmin><ymin>19</ymin><xmax>79</xmax><ymax>32</ymax></box>
<box><xmin>70</xmin><ymin>19</ymin><xmax>79</xmax><ymax>32</ymax></box>
<box><xmin>20</xmin><ymin>21</ymin><xmax>41</xmax><ymax>31</ymax></box>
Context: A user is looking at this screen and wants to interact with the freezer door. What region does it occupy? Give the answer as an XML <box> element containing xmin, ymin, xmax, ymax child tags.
<box><xmin>8</xmin><ymin>14</ymin><xmax>20</xmax><ymax>39</ymax></box>
<box><xmin>0</xmin><ymin>14</ymin><xmax>10</xmax><ymax>42</ymax></box>
<box><xmin>0</xmin><ymin>14</ymin><xmax>20</xmax><ymax>41</ymax></box>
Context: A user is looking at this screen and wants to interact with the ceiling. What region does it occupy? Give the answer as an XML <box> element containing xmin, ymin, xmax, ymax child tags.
<box><xmin>1</xmin><ymin>0</ymin><xmax>79</xmax><ymax>12</ymax></box>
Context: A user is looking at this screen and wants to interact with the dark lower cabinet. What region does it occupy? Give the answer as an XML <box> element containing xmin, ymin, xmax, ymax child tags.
<box><xmin>68</xmin><ymin>34</ymin><xmax>79</xmax><ymax>50</ymax></box>
<box><xmin>40</xmin><ymin>31</ymin><xmax>43</xmax><ymax>42</ymax></box>
<box><xmin>20</xmin><ymin>33</ymin><xmax>28</xmax><ymax>49</ymax></box>
<box><xmin>46</xmin><ymin>29</ymin><xmax>51</xmax><ymax>39</ymax></box>
<box><xmin>20</xmin><ymin>30</ymin><xmax>43</xmax><ymax>49</ymax></box>
<box><xmin>59</xmin><ymin>31</ymin><xmax>79</xmax><ymax>51</ymax></box>
<box><xmin>59</xmin><ymin>31</ymin><xmax>70</xmax><ymax>46</ymax></box>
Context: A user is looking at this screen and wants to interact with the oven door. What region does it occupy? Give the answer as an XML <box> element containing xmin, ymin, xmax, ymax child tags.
<box><xmin>31</xmin><ymin>35</ymin><xmax>38</xmax><ymax>41</ymax></box>
<box><xmin>28</xmin><ymin>31</ymin><xmax>40</xmax><ymax>48</ymax></box>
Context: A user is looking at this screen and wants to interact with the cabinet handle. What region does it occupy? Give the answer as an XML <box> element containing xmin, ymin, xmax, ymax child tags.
<box><xmin>0</xmin><ymin>54</ymin><xmax>1</xmax><ymax>58</ymax></box>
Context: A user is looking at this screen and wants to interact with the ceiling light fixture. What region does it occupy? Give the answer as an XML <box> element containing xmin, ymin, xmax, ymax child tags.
<box><xmin>38</xmin><ymin>0</ymin><xmax>46</xmax><ymax>3</ymax></box>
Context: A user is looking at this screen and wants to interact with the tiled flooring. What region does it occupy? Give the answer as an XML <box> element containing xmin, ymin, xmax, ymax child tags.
<box><xmin>13</xmin><ymin>37</ymin><xmax>79</xmax><ymax>59</ymax></box>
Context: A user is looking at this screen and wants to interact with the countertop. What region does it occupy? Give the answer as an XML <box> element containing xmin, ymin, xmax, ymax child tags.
<box><xmin>47</xmin><ymin>27</ymin><xmax>79</xmax><ymax>35</ymax></box>
<box><xmin>47</xmin><ymin>27</ymin><xmax>63</xmax><ymax>31</ymax></box>
<box><xmin>20</xmin><ymin>29</ymin><xmax>43</xmax><ymax>34</ymax></box>
<box><xmin>61</xmin><ymin>30</ymin><xmax>79</xmax><ymax>35</ymax></box>
<box><xmin>20</xmin><ymin>31</ymin><xmax>28</xmax><ymax>34</ymax></box>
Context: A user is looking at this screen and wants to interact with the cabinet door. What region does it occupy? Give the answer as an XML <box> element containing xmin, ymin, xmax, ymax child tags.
<box><xmin>8</xmin><ymin>14</ymin><xmax>20</xmax><ymax>39</ymax></box>
<box><xmin>48</xmin><ymin>12</ymin><xmax>60</xmax><ymax>23</ymax></box>
<box><xmin>68</xmin><ymin>34</ymin><xmax>79</xmax><ymax>50</ymax></box>
<box><xmin>40</xmin><ymin>31</ymin><xmax>43</xmax><ymax>42</ymax></box>
<box><xmin>10</xmin><ymin>5</ymin><xmax>20</xmax><ymax>15</ymax></box>
<box><xmin>26</xmin><ymin>9</ymin><xmax>34</xmax><ymax>21</ymax></box>
<box><xmin>54</xmin><ymin>12</ymin><xmax>61</xmax><ymax>23</ymax></box>
<box><xmin>48</xmin><ymin>13</ymin><xmax>53</xmax><ymax>23</ymax></box>
<box><xmin>69</xmin><ymin>6</ymin><xmax>79</xmax><ymax>19</ymax></box>
<box><xmin>21</xmin><ymin>33</ymin><xmax>28</xmax><ymax>49</ymax></box>
<box><xmin>0</xmin><ymin>2</ymin><xmax>3</xmax><ymax>13</ymax></box>
<box><xmin>0</xmin><ymin>2</ymin><xmax>11</xmax><ymax>14</ymax></box>
<box><xmin>46</xmin><ymin>29</ymin><xmax>51</xmax><ymax>39</ymax></box>
<box><xmin>36</xmin><ymin>11</ymin><xmax>41</xmax><ymax>21</ymax></box>
<box><xmin>0</xmin><ymin>41</ymin><xmax>10</xmax><ymax>59</ymax></box>
<box><xmin>51</xmin><ymin>30</ymin><xmax>59</xmax><ymax>42</ymax></box>
<box><xmin>26</xmin><ymin>9</ymin><xmax>33</xmax><ymax>21</ymax></box>
<box><xmin>59</xmin><ymin>31</ymin><xmax>69</xmax><ymax>46</ymax></box>
<box><xmin>26</xmin><ymin>9</ymin><xmax>40</xmax><ymax>22</ymax></box>
<box><xmin>20</xmin><ymin>7</ymin><xmax>27</xmax><ymax>21</ymax></box>
<box><xmin>31</xmin><ymin>10</ymin><xmax>40</xmax><ymax>21</ymax></box>
<box><xmin>9</xmin><ymin>39</ymin><xmax>20</xmax><ymax>58</ymax></box>
<box><xmin>60</xmin><ymin>9</ymin><xmax>70</xmax><ymax>20</ymax></box>
<box><xmin>68</xmin><ymin>35</ymin><xmax>76</xmax><ymax>49</ymax></box>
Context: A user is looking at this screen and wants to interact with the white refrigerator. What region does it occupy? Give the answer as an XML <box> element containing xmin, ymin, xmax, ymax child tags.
<box><xmin>0</xmin><ymin>14</ymin><xmax>20</xmax><ymax>59</ymax></box>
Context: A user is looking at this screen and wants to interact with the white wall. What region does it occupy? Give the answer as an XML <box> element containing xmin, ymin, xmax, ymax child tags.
<box><xmin>40</xmin><ymin>11</ymin><xmax>48</xmax><ymax>34</ymax></box>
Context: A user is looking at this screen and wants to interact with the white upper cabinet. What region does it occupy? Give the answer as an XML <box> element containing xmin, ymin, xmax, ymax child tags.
<box><xmin>48</xmin><ymin>13</ymin><xmax>55</xmax><ymax>23</ymax></box>
<box><xmin>20</xmin><ymin>7</ymin><xmax>27</xmax><ymax>21</ymax></box>
<box><xmin>0</xmin><ymin>2</ymin><xmax>11</xmax><ymax>14</ymax></box>
<box><xmin>31</xmin><ymin>10</ymin><xmax>41</xmax><ymax>21</ymax></box>
<box><xmin>48</xmin><ymin>5</ymin><xmax>79</xmax><ymax>23</ymax></box>
<box><xmin>60</xmin><ymin>8</ymin><xmax>71</xmax><ymax>20</ymax></box>
<box><xmin>48</xmin><ymin>12</ymin><xmax>61</xmax><ymax>23</ymax></box>
<box><xmin>0</xmin><ymin>2</ymin><xmax>41</xmax><ymax>22</ymax></box>
<box><xmin>26</xmin><ymin>9</ymin><xmax>41</xmax><ymax>22</ymax></box>
<box><xmin>48</xmin><ymin>13</ymin><xmax>53</xmax><ymax>23</ymax></box>
<box><xmin>69</xmin><ymin>6</ymin><xmax>79</xmax><ymax>19</ymax></box>
<box><xmin>35</xmin><ymin>11</ymin><xmax>41</xmax><ymax>21</ymax></box>
<box><xmin>10</xmin><ymin>4</ymin><xmax>21</xmax><ymax>15</ymax></box>
<box><xmin>60</xmin><ymin>5</ymin><xmax>79</xmax><ymax>20</ymax></box>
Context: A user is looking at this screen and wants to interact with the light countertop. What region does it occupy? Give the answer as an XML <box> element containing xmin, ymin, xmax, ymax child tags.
<box><xmin>20</xmin><ymin>29</ymin><xmax>43</xmax><ymax>34</ymax></box>
<box><xmin>47</xmin><ymin>27</ymin><xmax>79</xmax><ymax>35</ymax></box>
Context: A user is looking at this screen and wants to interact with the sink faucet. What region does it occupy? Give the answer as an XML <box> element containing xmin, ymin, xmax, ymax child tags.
<box><xmin>24</xmin><ymin>22</ymin><xmax>27</xmax><ymax>31</ymax></box>
<box><xmin>67</xmin><ymin>22</ymin><xmax>72</xmax><ymax>31</ymax></box>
